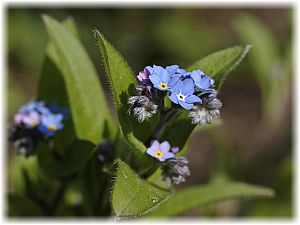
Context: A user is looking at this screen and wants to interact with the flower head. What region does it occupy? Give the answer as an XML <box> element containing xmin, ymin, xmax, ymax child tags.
<box><xmin>169</xmin><ymin>78</ymin><xmax>202</xmax><ymax>110</ymax></box>
<box><xmin>190</xmin><ymin>70</ymin><xmax>214</xmax><ymax>92</ymax></box>
<box><xmin>146</xmin><ymin>140</ymin><xmax>175</xmax><ymax>162</ymax></box>
<box><xmin>148</xmin><ymin>65</ymin><xmax>179</xmax><ymax>91</ymax></box>
<box><xmin>37</xmin><ymin>113</ymin><xmax>64</xmax><ymax>137</ymax></box>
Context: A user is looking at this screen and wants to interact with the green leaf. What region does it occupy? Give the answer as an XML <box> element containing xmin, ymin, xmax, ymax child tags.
<box><xmin>188</xmin><ymin>45</ymin><xmax>251</xmax><ymax>90</ymax></box>
<box><xmin>161</xmin><ymin>46</ymin><xmax>250</xmax><ymax>153</ymax></box>
<box><xmin>148</xmin><ymin>181</ymin><xmax>274</xmax><ymax>217</ymax></box>
<box><xmin>37</xmin><ymin>140</ymin><xmax>96</xmax><ymax>178</ymax></box>
<box><xmin>38</xmin><ymin>17</ymin><xmax>79</xmax><ymax>150</ymax></box>
<box><xmin>111</xmin><ymin>160</ymin><xmax>171</xmax><ymax>218</ymax></box>
<box><xmin>41</xmin><ymin>15</ymin><xmax>114</xmax><ymax>144</ymax></box>
<box><xmin>94</xmin><ymin>30</ymin><xmax>155</xmax><ymax>173</ymax></box>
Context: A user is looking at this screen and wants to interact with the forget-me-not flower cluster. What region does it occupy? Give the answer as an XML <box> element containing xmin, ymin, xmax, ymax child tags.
<box><xmin>9</xmin><ymin>101</ymin><xmax>67</xmax><ymax>156</ymax></box>
<box><xmin>128</xmin><ymin>64</ymin><xmax>222</xmax><ymax>126</ymax></box>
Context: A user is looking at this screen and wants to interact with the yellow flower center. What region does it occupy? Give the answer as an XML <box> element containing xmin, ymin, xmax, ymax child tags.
<box><xmin>48</xmin><ymin>124</ymin><xmax>57</xmax><ymax>131</ymax></box>
<box><xmin>155</xmin><ymin>150</ymin><xmax>163</xmax><ymax>158</ymax></box>
<box><xmin>31</xmin><ymin>120</ymin><xmax>39</xmax><ymax>127</ymax></box>
<box><xmin>159</xmin><ymin>83</ymin><xmax>168</xmax><ymax>90</ymax></box>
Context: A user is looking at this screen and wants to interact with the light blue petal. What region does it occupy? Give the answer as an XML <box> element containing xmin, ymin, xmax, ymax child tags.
<box><xmin>149</xmin><ymin>74</ymin><xmax>161</xmax><ymax>87</ymax></box>
<box><xmin>179</xmin><ymin>101</ymin><xmax>193</xmax><ymax>110</ymax></box>
<box><xmin>168</xmin><ymin>76</ymin><xmax>179</xmax><ymax>89</ymax></box>
<box><xmin>173</xmin><ymin>79</ymin><xmax>183</xmax><ymax>92</ymax></box>
<box><xmin>150</xmin><ymin>140</ymin><xmax>160</xmax><ymax>150</ymax></box>
<box><xmin>182</xmin><ymin>78</ymin><xmax>195</xmax><ymax>95</ymax></box>
<box><xmin>146</xmin><ymin>148</ymin><xmax>157</xmax><ymax>158</ymax></box>
<box><xmin>166</xmin><ymin>65</ymin><xmax>179</xmax><ymax>75</ymax></box>
<box><xmin>190</xmin><ymin>70</ymin><xmax>201</xmax><ymax>84</ymax></box>
<box><xmin>185</xmin><ymin>95</ymin><xmax>202</xmax><ymax>104</ymax></box>
<box><xmin>153</xmin><ymin>65</ymin><xmax>164</xmax><ymax>74</ymax></box>
<box><xmin>162</xmin><ymin>152</ymin><xmax>175</xmax><ymax>160</ymax></box>
<box><xmin>54</xmin><ymin>114</ymin><xmax>64</xmax><ymax>122</ymax></box>
<box><xmin>160</xmin><ymin>141</ymin><xmax>171</xmax><ymax>153</ymax></box>
<box><xmin>199</xmin><ymin>76</ymin><xmax>211</xmax><ymax>89</ymax></box>
<box><xmin>161</xmin><ymin>69</ymin><xmax>170</xmax><ymax>83</ymax></box>
<box><xmin>169</xmin><ymin>92</ymin><xmax>179</xmax><ymax>104</ymax></box>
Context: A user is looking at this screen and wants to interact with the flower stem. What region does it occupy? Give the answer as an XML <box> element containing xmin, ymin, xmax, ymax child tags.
<box><xmin>151</xmin><ymin>107</ymin><xmax>179</xmax><ymax>141</ymax></box>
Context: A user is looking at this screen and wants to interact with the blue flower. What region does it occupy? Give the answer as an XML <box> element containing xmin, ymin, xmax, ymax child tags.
<box><xmin>166</xmin><ymin>65</ymin><xmax>187</xmax><ymax>78</ymax></box>
<box><xmin>190</xmin><ymin>70</ymin><xmax>214</xmax><ymax>92</ymax></box>
<box><xmin>146</xmin><ymin>140</ymin><xmax>175</xmax><ymax>162</ymax></box>
<box><xmin>37</xmin><ymin>113</ymin><xmax>64</xmax><ymax>137</ymax></box>
<box><xmin>169</xmin><ymin>78</ymin><xmax>202</xmax><ymax>110</ymax></box>
<box><xmin>148</xmin><ymin>65</ymin><xmax>179</xmax><ymax>91</ymax></box>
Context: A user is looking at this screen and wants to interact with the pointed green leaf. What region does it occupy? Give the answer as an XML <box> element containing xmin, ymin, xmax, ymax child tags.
<box><xmin>111</xmin><ymin>160</ymin><xmax>171</xmax><ymax>218</ymax></box>
<box><xmin>94</xmin><ymin>30</ymin><xmax>155</xmax><ymax>172</ymax></box>
<box><xmin>188</xmin><ymin>45</ymin><xmax>251</xmax><ymax>90</ymax></box>
<box><xmin>37</xmin><ymin>140</ymin><xmax>96</xmax><ymax>178</ymax></box>
<box><xmin>41</xmin><ymin>15</ymin><xmax>114</xmax><ymax>144</ymax></box>
<box><xmin>148</xmin><ymin>181</ymin><xmax>274</xmax><ymax>217</ymax></box>
<box><xmin>38</xmin><ymin>17</ymin><xmax>79</xmax><ymax>150</ymax></box>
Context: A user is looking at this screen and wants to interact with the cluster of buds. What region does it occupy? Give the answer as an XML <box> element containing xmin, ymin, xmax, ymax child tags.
<box><xmin>189</xmin><ymin>91</ymin><xmax>222</xmax><ymax>126</ymax></box>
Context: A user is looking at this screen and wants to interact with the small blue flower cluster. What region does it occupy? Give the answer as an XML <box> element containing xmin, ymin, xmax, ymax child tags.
<box><xmin>137</xmin><ymin>65</ymin><xmax>214</xmax><ymax>110</ymax></box>
<box><xmin>9</xmin><ymin>101</ymin><xmax>67</xmax><ymax>156</ymax></box>
<box><xmin>14</xmin><ymin>101</ymin><xmax>66</xmax><ymax>137</ymax></box>
<box><xmin>129</xmin><ymin>64</ymin><xmax>222</xmax><ymax>127</ymax></box>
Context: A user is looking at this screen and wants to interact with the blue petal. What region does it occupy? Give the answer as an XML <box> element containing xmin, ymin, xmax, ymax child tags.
<box><xmin>182</xmin><ymin>78</ymin><xmax>195</xmax><ymax>95</ymax></box>
<box><xmin>179</xmin><ymin>101</ymin><xmax>193</xmax><ymax>110</ymax></box>
<box><xmin>150</xmin><ymin>140</ymin><xmax>160</xmax><ymax>150</ymax></box>
<box><xmin>161</xmin><ymin>69</ymin><xmax>170</xmax><ymax>83</ymax></box>
<box><xmin>149</xmin><ymin>74</ymin><xmax>161</xmax><ymax>87</ymax></box>
<box><xmin>177</xmin><ymin>68</ymin><xmax>187</xmax><ymax>75</ymax></box>
<box><xmin>160</xmin><ymin>141</ymin><xmax>171</xmax><ymax>153</ymax></box>
<box><xmin>54</xmin><ymin>114</ymin><xmax>64</xmax><ymax>122</ymax></box>
<box><xmin>166</xmin><ymin>65</ymin><xmax>179</xmax><ymax>75</ymax></box>
<box><xmin>153</xmin><ymin>65</ymin><xmax>164</xmax><ymax>74</ymax></box>
<box><xmin>162</xmin><ymin>152</ymin><xmax>175</xmax><ymax>160</ymax></box>
<box><xmin>185</xmin><ymin>95</ymin><xmax>202</xmax><ymax>104</ymax></box>
<box><xmin>37</xmin><ymin>124</ymin><xmax>48</xmax><ymax>134</ymax></box>
<box><xmin>169</xmin><ymin>92</ymin><xmax>179</xmax><ymax>104</ymax></box>
<box><xmin>190</xmin><ymin>70</ymin><xmax>201</xmax><ymax>84</ymax></box>
<box><xmin>199</xmin><ymin>76</ymin><xmax>211</xmax><ymax>89</ymax></box>
<box><xmin>168</xmin><ymin>76</ymin><xmax>179</xmax><ymax>89</ymax></box>
<box><xmin>173</xmin><ymin>79</ymin><xmax>183</xmax><ymax>93</ymax></box>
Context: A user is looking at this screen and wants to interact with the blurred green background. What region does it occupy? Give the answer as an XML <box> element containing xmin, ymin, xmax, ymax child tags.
<box><xmin>7</xmin><ymin>7</ymin><xmax>293</xmax><ymax>217</ymax></box>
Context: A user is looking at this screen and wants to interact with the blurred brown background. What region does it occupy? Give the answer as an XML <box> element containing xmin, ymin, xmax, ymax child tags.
<box><xmin>7</xmin><ymin>7</ymin><xmax>293</xmax><ymax>217</ymax></box>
